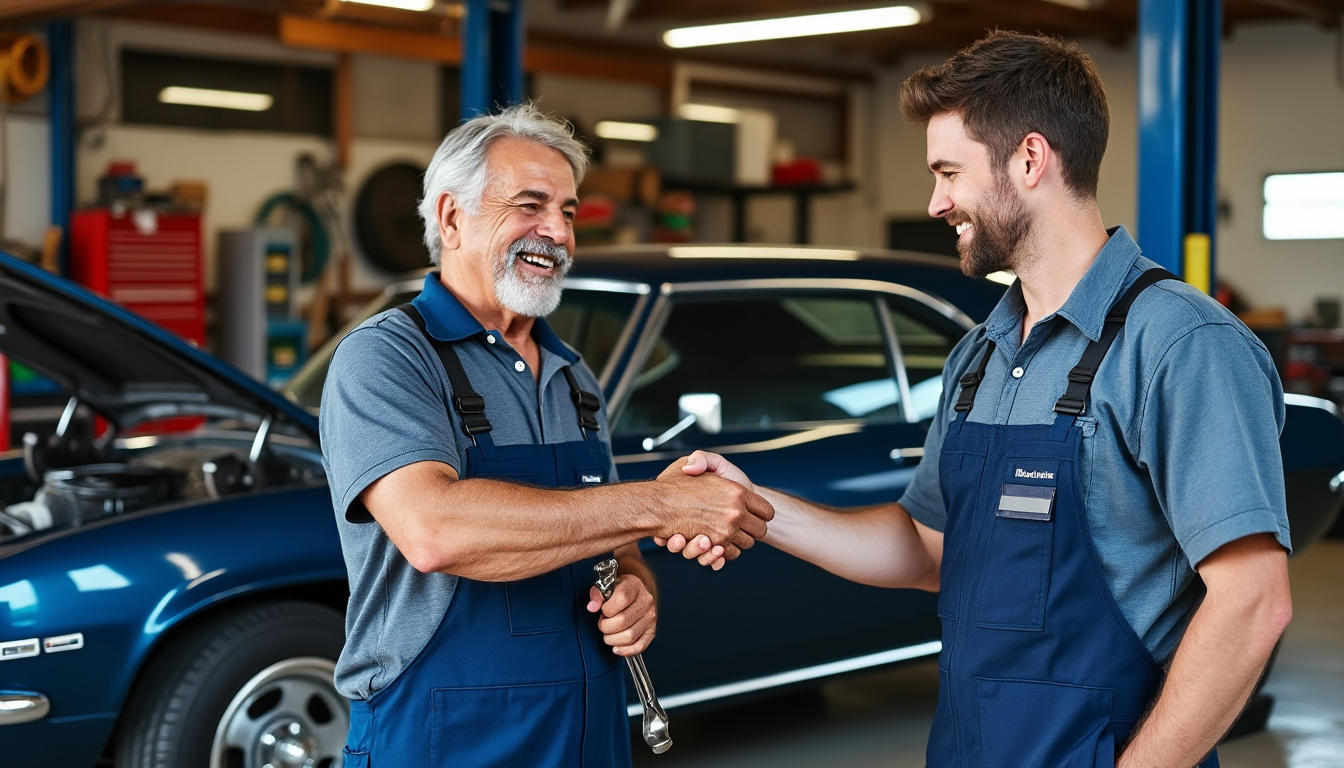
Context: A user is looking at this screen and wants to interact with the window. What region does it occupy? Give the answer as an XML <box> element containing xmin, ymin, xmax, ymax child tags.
<box><xmin>545</xmin><ymin>289</ymin><xmax>640</xmax><ymax>381</ymax></box>
<box><xmin>121</xmin><ymin>50</ymin><xmax>332</xmax><ymax>135</ymax></box>
<box><xmin>1263</xmin><ymin>172</ymin><xmax>1344</xmax><ymax>240</ymax></box>
<box><xmin>616</xmin><ymin>294</ymin><xmax>899</xmax><ymax>436</ymax></box>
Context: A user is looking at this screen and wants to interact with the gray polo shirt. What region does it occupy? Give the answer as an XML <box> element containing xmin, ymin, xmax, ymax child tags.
<box><xmin>900</xmin><ymin>226</ymin><xmax>1289</xmax><ymax>665</ymax></box>
<box><xmin>320</xmin><ymin>273</ymin><xmax>616</xmax><ymax>700</ymax></box>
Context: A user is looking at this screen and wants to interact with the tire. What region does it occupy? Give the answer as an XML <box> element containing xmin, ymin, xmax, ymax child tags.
<box><xmin>116</xmin><ymin>600</ymin><xmax>349</xmax><ymax>768</ymax></box>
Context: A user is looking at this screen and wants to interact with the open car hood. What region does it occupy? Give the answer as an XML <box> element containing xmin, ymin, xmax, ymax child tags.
<box><xmin>0</xmin><ymin>251</ymin><xmax>315</xmax><ymax>433</ymax></box>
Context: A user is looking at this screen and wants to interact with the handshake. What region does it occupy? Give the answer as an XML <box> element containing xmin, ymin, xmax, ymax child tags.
<box><xmin>653</xmin><ymin>451</ymin><xmax>766</xmax><ymax>571</ymax></box>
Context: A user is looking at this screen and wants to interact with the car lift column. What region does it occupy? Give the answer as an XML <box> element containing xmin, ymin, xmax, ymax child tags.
<box><xmin>461</xmin><ymin>0</ymin><xmax>526</xmax><ymax>121</ymax></box>
<box><xmin>1137</xmin><ymin>0</ymin><xmax>1221</xmax><ymax>293</ymax></box>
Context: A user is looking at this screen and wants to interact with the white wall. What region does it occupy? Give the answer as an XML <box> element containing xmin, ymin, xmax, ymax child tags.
<box><xmin>1217</xmin><ymin>21</ymin><xmax>1344</xmax><ymax>322</ymax></box>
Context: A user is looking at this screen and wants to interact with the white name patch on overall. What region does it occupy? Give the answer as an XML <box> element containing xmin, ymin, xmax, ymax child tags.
<box><xmin>581</xmin><ymin>474</ymin><xmax>603</xmax><ymax>484</ymax></box>
<box><xmin>997</xmin><ymin>483</ymin><xmax>1056</xmax><ymax>521</ymax></box>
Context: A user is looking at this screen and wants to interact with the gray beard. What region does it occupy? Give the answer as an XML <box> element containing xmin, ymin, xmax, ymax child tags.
<box><xmin>492</xmin><ymin>237</ymin><xmax>573</xmax><ymax>317</ymax></box>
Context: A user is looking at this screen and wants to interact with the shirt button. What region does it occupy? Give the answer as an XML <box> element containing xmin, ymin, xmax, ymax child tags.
<box><xmin>1011</xmin><ymin>366</ymin><xmax>1025</xmax><ymax>379</ymax></box>
<box><xmin>514</xmin><ymin>361</ymin><xmax>526</xmax><ymax>372</ymax></box>
<box><xmin>486</xmin><ymin>334</ymin><xmax>495</xmax><ymax>344</ymax></box>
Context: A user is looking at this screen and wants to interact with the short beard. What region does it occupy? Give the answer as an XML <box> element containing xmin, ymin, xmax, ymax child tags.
<box><xmin>958</xmin><ymin>171</ymin><xmax>1032</xmax><ymax>280</ymax></box>
<box><xmin>492</xmin><ymin>237</ymin><xmax>573</xmax><ymax>317</ymax></box>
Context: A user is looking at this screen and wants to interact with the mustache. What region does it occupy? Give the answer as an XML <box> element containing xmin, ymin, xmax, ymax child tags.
<box><xmin>507</xmin><ymin>237</ymin><xmax>571</xmax><ymax>267</ymax></box>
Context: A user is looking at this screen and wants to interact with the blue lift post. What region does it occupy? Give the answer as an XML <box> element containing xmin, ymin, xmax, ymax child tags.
<box><xmin>460</xmin><ymin>0</ymin><xmax>526</xmax><ymax>122</ymax></box>
<box><xmin>46</xmin><ymin>20</ymin><xmax>75</xmax><ymax>276</ymax></box>
<box><xmin>1136</xmin><ymin>0</ymin><xmax>1222</xmax><ymax>294</ymax></box>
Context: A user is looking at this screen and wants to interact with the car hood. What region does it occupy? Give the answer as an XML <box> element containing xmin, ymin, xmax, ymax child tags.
<box><xmin>0</xmin><ymin>251</ymin><xmax>315</xmax><ymax>432</ymax></box>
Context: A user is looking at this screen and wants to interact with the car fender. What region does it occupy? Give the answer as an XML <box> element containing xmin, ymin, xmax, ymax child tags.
<box><xmin>0</xmin><ymin>484</ymin><xmax>345</xmax><ymax>730</ymax></box>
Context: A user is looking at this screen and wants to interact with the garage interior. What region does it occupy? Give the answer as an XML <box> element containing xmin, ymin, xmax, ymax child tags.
<box><xmin>0</xmin><ymin>0</ymin><xmax>1342</xmax><ymax>766</ymax></box>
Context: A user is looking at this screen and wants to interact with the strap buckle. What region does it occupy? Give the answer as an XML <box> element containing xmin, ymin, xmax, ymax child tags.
<box><xmin>1053</xmin><ymin>396</ymin><xmax>1087</xmax><ymax>416</ymax></box>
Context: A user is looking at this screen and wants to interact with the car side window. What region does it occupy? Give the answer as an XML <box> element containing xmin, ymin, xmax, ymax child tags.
<box><xmin>616</xmin><ymin>294</ymin><xmax>901</xmax><ymax>435</ymax></box>
<box><xmin>546</xmin><ymin>289</ymin><xmax>639</xmax><ymax>381</ymax></box>
<box><xmin>888</xmin><ymin>298</ymin><xmax>961</xmax><ymax>422</ymax></box>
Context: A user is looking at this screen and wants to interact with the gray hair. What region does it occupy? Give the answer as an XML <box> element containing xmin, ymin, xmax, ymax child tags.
<box><xmin>419</xmin><ymin>103</ymin><xmax>589</xmax><ymax>266</ymax></box>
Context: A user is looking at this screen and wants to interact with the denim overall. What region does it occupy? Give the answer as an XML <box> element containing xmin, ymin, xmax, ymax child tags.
<box><xmin>343</xmin><ymin>306</ymin><xmax>629</xmax><ymax>768</ymax></box>
<box><xmin>928</xmin><ymin>269</ymin><xmax>1217</xmax><ymax>768</ymax></box>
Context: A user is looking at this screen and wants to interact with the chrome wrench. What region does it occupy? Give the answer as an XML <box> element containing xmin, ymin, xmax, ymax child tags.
<box><xmin>594</xmin><ymin>558</ymin><xmax>673</xmax><ymax>754</ymax></box>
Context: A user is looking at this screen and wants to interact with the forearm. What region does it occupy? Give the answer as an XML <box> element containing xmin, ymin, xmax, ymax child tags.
<box><xmin>372</xmin><ymin>469</ymin><xmax>667</xmax><ymax>580</ymax></box>
<box><xmin>1118</xmin><ymin>536</ymin><xmax>1290</xmax><ymax>767</ymax></box>
<box><xmin>761</xmin><ymin>489</ymin><xmax>941</xmax><ymax>590</ymax></box>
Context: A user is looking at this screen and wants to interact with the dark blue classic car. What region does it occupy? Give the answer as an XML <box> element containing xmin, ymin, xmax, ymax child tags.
<box><xmin>0</xmin><ymin>246</ymin><xmax>1340</xmax><ymax>768</ymax></box>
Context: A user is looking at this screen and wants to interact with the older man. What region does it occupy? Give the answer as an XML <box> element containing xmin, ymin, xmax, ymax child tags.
<box><xmin>320</xmin><ymin>104</ymin><xmax>772</xmax><ymax>767</ymax></box>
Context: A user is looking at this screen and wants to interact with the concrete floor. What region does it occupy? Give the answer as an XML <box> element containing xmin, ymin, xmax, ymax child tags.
<box><xmin>633</xmin><ymin>539</ymin><xmax>1344</xmax><ymax>768</ymax></box>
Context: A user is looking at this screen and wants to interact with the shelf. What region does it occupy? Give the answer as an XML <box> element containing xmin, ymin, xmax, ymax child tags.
<box><xmin>662</xmin><ymin>179</ymin><xmax>856</xmax><ymax>244</ymax></box>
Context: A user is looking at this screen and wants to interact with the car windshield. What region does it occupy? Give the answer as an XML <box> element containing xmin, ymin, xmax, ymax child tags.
<box><xmin>284</xmin><ymin>283</ymin><xmax>641</xmax><ymax>410</ymax></box>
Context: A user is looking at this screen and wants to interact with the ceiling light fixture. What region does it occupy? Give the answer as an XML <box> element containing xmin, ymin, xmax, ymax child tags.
<box><xmin>676</xmin><ymin>103</ymin><xmax>740</xmax><ymax>124</ymax></box>
<box><xmin>158</xmin><ymin>86</ymin><xmax>274</xmax><ymax>112</ymax></box>
<box><xmin>595</xmin><ymin>121</ymin><xmax>659</xmax><ymax>142</ymax></box>
<box><xmin>663</xmin><ymin>5</ymin><xmax>925</xmax><ymax>49</ymax></box>
<box><xmin>339</xmin><ymin>0</ymin><xmax>436</xmax><ymax>11</ymax></box>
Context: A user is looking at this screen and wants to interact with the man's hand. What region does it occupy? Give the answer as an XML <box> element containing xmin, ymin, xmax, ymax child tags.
<box><xmin>652</xmin><ymin>457</ymin><xmax>773</xmax><ymax>563</ymax></box>
<box><xmin>588</xmin><ymin>574</ymin><xmax>656</xmax><ymax>655</ymax></box>
<box><xmin>655</xmin><ymin>451</ymin><xmax>756</xmax><ymax>570</ymax></box>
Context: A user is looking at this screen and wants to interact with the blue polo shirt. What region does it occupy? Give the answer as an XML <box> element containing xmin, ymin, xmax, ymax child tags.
<box><xmin>321</xmin><ymin>273</ymin><xmax>616</xmax><ymax>699</ymax></box>
<box><xmin>900</xmin><ymin>227</ymin><xmax>1289</xmax><ymax>664</ymax></box>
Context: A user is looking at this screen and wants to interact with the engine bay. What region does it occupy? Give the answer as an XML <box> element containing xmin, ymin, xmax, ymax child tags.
<box><xmin>0</xmin><ymin>404</ymin><xmax>325</xmax><ymax>543</ymax></box>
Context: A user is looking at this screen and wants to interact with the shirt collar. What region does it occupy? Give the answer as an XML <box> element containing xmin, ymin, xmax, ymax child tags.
<box><xmin>984</xmin><ymin>226</ymin><xmax>1143</xmax><ymax>345</ymax></box>
<box><xmin>410</xmin><ymin>272</ymin><xmax>580</xmax><ymax>363</ymax></box>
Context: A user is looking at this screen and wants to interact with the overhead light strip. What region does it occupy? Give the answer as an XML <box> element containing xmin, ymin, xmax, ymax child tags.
<box><xmin>339</xmin><ymin>0</ymin><xmax>436</xmax><ymax>11</ymax></box>
<box><xmin>158</xmin><ymin>86</ymin><xmax>274</xmax><ymax>112</ymax></box>
<box><xmin>664</xmin><ymin>5</ymin><xmax>925</xmax><ymax>49</ymax></box>
<box><xmin>594</xmin><ymin>121</ymin><xmax>659</xmax><ymax>142</ymax></box>
<box><xmin>676</xmin><ymin>103</ymin><xmax>740</xmax><ymax>124</ymax></box>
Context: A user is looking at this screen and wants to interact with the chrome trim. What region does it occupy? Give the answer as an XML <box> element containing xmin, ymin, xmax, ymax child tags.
<box><xmin>626</xmin><ymin>641</ymin><xmax>942</xmax><ymax>715</ymax></box>
<box><xmin>608</xmin><ymin>290</ymin><xmax>674</xmax><ymax>425</ymax></box>
<box><xmin>891</xmin><ymin>447</ymin><xmax>925</xmax><ymax>461</ymax></box>
<box><xmin>618</xmin><ymin>423</ymin><xmax>863</xmax><ymax>465</ymax></box>
<box><xmin>661</xmin><ymin>278</ymin><xmax>976</xmax><ymax>330</ymax></box>
<box><xmin>56</xmin><ymin>397</ymin><xmax>79</xmax><ymax>438</ymax></box>
<box><xmin>249</xmin><ymin>414</ymin><xmax>273</xmax><ymax>463</ymax></box>
<box><xmin>566</xmin><ymin>277</ymin><xmax>652</xmax><ymax>295</ymax></box>
<box><xmin>1284</xmin><ymin>393</ymin><xmax>1339</xmax><ymax>417</ymax></box>
<box><xmin>1330</xmin><ymin>470</ymin><xmax>1343</xmax><ymax>495</ymax></box>
<box><xmin>876</xmin><ymin>297</ymin><xmax>917</xmax><ymax>423</ymax></box>
<box><xmin>598</xmin><ymin>292</ymin><xmax>650</xmax><ymax>390</ymax></box>
<box><xmin>0</xmin><ymin>692</ymin><xmax>49</xmax><ymax>725</ymax></box>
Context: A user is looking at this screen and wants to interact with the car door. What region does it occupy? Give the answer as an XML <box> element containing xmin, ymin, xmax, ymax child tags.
<box><xmin>608</xmin><ymin>282</ymin><xmax>965</xmax><ymax>705</ymax></box>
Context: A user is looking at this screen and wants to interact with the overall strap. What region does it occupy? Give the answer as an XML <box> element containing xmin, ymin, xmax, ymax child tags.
<box><xmin>954</xmin><ymin>340</ymin><xmax>997</xmax><ymax>413</ymax></box>
<box><xmin>561</xmin><ymin>366</ymin><xmax>602</xmax><ymax>438</ymax></box>
<box><xmin>398</xmin><ymin>304</ymin><xmax>493</xmax><ymax>441</ymax></box>
<box><xmin>1053</xmin><ymin>268</ymin><xmax>1179</xmax><ymax>416</ymax></box>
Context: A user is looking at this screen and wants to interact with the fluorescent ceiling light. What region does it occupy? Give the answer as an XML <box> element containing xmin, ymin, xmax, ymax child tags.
<box><xmin>595</xmin><ymin>121</ymin><xmax>659</xmax><ymax>142</ymax></box>
<box><xmin>664</xmin><ymin>5</ymin><xmax>924</xmax><ymax>49</ymax></box>
<box><xmin>1263</xmin><ymin>172</ymin><xmax>1344</xmax><ymax>240</ymax></box>
<box><xmin>676</xmin><ymin>103</ymin><xmax>740</xmax><ymax>124</ymax></box>
<box><xmin>159</xmin><ymin>86</ymin><xmax>273</xmax><ymax>112</ymax></box>
<box><xmin>340</xmin><ymin>0</ymin><xmax>435</xmax><ymax>11</ymax></box>
<box><xmin>669</xmin><ymin>247</ymin><xmax>860</xmax><ymax>261</ymax></box>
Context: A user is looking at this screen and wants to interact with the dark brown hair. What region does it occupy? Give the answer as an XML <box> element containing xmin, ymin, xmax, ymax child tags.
<box><xmin>900</xmin><ymin>30</ymin><xmax>1109</xmax><ymax>198</ymax></box>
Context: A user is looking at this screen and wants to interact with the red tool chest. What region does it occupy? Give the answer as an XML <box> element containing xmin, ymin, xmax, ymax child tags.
<box><xmin>69</xmin><ymin>209</ymin><xmax>206</xmax><ymax>346</ymax></box>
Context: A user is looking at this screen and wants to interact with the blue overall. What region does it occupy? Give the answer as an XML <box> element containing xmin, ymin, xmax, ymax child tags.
<box><xmin>928</xmin><ymin>269</ymin><xmax>1218</xmax><ymax>768</ymax></box>
<box><xmin>343</xmin><ymin>306</ymin><xmax>629</xmax><ymax>768</ymax></box>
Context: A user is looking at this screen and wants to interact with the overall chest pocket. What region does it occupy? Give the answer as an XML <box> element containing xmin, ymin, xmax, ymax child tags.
<box><xmin>974</xmin><ymin>459</ymin><xmax>1058</xmax><ymax>631</ymax></box>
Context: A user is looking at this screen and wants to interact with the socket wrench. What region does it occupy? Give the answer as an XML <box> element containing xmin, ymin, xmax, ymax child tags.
<box><xmin>594</xmin><ymin>558</ymin><xmax>672</xmax><ymax>754</ymax></box>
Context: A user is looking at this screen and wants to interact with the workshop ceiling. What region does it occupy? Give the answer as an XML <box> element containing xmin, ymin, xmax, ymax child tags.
<box><xmin>2</xmin><ymin>0</ymin><xmax>1342</xmax><ymax>69</ymax></box>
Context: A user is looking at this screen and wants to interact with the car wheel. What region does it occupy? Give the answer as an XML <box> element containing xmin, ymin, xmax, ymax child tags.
<box><xmin>116</xmin><ymin>600</ymin><xmax>349</xmax><ymax>768</ymax></box>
